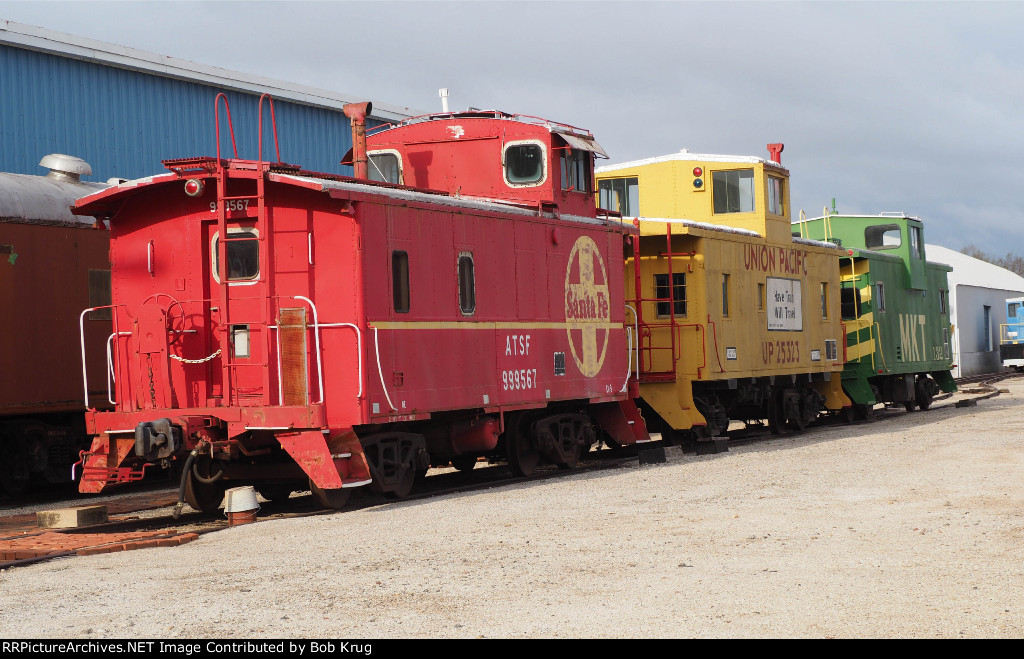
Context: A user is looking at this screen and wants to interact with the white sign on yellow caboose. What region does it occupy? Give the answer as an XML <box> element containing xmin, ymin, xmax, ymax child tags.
<box><xmin>766</xmin><ymin>277</ymin><xmax>802</xmax><ymax>331</ymax></box>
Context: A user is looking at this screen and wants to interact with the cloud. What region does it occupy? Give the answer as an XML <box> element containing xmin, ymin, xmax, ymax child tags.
<box><xmin>3</xmin><ymin>0</ymin><xmax>1023</xmax><ymax>255</ymax></box>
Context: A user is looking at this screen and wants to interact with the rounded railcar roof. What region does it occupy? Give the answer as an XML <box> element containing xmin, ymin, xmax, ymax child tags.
<box><xmin>0</xmin><ymin>172</ymin><xmax>108</xmax><ymax>227</ymax></box>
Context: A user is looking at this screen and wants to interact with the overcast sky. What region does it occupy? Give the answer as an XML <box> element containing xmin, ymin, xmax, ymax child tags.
<box><xmin>3</xmin><ymin>1</ymin><xmax>1022</xmax><ymax>258</ymax></box>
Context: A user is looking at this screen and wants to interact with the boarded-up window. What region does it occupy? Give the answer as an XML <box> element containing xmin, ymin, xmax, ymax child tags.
<box><xmin>392</xmin><ymin>251</ymin><xmax>410</xmax><ymax>313</ymax></box>
<box><xmin>458</xmin><ymin>253</ymin><xmax>475</xmax><ymax>315</ymax></box>
<box><xmin>88</xmin><ymin>269</ymin><xmax>112</xmax><ymax>320</ymax></box>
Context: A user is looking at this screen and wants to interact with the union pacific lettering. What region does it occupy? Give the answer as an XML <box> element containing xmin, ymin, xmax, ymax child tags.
<box><xmin>744</xmin><ymin>245</ymin><xmax>808</xmax><ymax>275</ymax></box>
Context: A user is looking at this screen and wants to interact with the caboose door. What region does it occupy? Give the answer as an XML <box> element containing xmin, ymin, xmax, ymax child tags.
<box><xmin>205</xmin><ymin>219</ymin><xmax>274</xmax><ymax>407</ymax></box>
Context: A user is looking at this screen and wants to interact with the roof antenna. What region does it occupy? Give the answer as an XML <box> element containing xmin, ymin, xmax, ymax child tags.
<box><xmin>439</xmin><ymin>88</ymin><xmax>449</xmax><ymax>113</ymax></box>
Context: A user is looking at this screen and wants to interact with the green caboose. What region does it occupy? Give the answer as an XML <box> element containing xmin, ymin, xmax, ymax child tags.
<box><xmin>794</xmin><ymin>212</ymin><xmax>957</xmax><ymax>417</ymax></box>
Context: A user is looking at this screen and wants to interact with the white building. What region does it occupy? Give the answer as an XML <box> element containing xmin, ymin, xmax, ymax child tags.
<box><xmin>926</xmin><ymin>244</ymin><xmax>1024</xmax><ymax>377</ymax></box>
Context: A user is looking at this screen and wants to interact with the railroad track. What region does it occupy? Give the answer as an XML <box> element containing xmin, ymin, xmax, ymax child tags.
<box><xmin>2</xmin><ymin>373</ymin><xmax>1017</xmax><ymax>570</ymax></box>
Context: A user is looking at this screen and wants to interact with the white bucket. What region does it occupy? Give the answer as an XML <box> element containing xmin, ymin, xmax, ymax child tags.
<box><xmin>223</xmin><ymin>486</ymin><xmax>260</xmax><ymax>513</ymax></box>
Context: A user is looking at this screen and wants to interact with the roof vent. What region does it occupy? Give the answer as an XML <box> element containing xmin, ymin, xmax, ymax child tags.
<box><xmin>39</xmin><ymin>154</ymin><xmax>92</xmax><ymax>183</ymax></box>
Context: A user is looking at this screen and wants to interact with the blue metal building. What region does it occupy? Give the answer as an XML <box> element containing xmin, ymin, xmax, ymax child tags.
<box><xmin>0</xmin><ymin>20</ymin><xmax>419</xmax><ymax>183</ymax></box>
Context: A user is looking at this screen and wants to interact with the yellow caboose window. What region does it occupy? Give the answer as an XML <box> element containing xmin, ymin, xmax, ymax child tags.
<box><xmin>654</xmin><ymin>273</ymin><xmax>687</xmax><ymax>317</ymax></box>
<box><xmin>712</xmin><ymin>169</ymin><xmax>755</xmax><ymax>214</ymax></box>
<box><xmin>722</xmin><ymin>273</ymin><xmax>731</xmax><ymax>317</ymax></box>
<box><xmin>820</xmin><ymin>282</ymin><xmax>829</xmax><ymax>319</ymax></box>
<box><xmin>767</xmin><ymin>176</ymin><xmax>785</xmax><ymax>216</ymax></box>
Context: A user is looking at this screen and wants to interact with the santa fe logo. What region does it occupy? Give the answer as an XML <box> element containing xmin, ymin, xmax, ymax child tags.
<box><xmin>564</xmin><ymin>236</ymin><xmax>611</xmax><ymax>377</ymax></box>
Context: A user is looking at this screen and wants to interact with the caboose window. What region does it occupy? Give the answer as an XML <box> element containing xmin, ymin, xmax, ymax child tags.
<box><xmin>910</xmin><ymin>226</ymin><xmax>923</xmax><ymax>258</ymax></box>
<box><xmin>560</xmin><ymin>149</ymin><xmax>591</xmax><ymax>192</ymax></box>
<box><xmin>598</xmin><ymin>177</ymin><xmax>639</xmax><ymax>216</ymax></box>
<box><xmin>1009</xmin><ymin>302</ymin><xmax>1020</xmax><ymax>318</ymax></box>
<box><xmin>392</xmin><ymin>251</ymin><xmax>410</xmax><ymax>313</ymax></box>
<box><xmin>368</xmin><ymin>151</ymin><xmax>402</xmax><ymax>184</ymax></box>
<box><xmin>712</xmin><ymin>169</ymin><xmax>755</xmax><ymax>214</ymax></box>
<box><xmin>841</xmin><ymin>286</ymin><xmax>861</xmax><ymax>320</ymax></box>
<box><xmin>940</xmin><ymin>290</ymin><xmax>948</xmax><ymax>315</ymax></box>
<box><xmin>864</xmin><ymin>224</ymin><xmax>901</xmax><ymax>250</ymax></box>
<box><xmin>874</xmin><ymin>282</ymin><xmax>886</xmax><ymax>312</ymax></box>
<box><xmin>458</xmin><ymin>253</ymin><xmax>476</xmax><ymax>315</ymax></box>
<box><xmin>722</xmin><ymin>273</ymin><xmax>731</xmax><ymax>317</ymax></box>
<box><xmin>820</xmin><ymin>282</ymin><xmax>829</xmax><ymax>319</ymax></box>
<box><xmin>212</xmin><ymin>229</ymin><xmax>259</xmax><ymax>282</ymax></box>
<box><xmin>767</xmin><ymin>176</ymin><xmax>785</xmax><ymax>216</ymax></box>
<box><xmin>504</xmin><ymin>142</ymin><xmax>546</xmax><ymax>186</ymax></box>
<box><xmin>654</xmin><ymin>273</ymin><xmax>687</xmax><ymax>317</ymax></box>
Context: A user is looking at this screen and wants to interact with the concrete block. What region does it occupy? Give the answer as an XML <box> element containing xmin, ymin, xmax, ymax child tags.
<box><xmin>695</xmin><ymin>438</ymin><xmax>729</xmax><ymax>455</ymax></box>
<box><xmin>954</xmin><ymin>399</ymin><xmax>978</xmax><ymax>408</ymax></box>
<box><xmin>36</xmin><ymin>505</ymin><xmax>108</xmax><ymax>529</ymax></box>
<box><xmin>638</xmin><ymin>447</ymin><xmax>667</xmax><ymax>465</ymax></box>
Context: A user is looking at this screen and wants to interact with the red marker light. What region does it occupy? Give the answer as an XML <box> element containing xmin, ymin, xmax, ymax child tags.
<box><xmin>184</xmin><ymin>179</ymin><xmax>205</xmax><ymax>197</ymax></box>
<box><xmin>848</xmin><ymin>249</ymin><xmax>854</xmax><ymax>256</ymax></box>
<box><xmin>692</xmin><ymin>167</ymin><xmax>703</xmax><ymax>177</ymax></box>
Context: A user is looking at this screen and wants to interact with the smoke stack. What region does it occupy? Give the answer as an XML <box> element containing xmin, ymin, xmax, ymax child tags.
<box><xmin>767</xmin><ymin>143</ymin><xmax>784</xmax><ymax>164</ymax></box>
<box><xmin>342</xmin><ymin>102</ymin><xmax>373</xmax><ymax>179</ymax></box>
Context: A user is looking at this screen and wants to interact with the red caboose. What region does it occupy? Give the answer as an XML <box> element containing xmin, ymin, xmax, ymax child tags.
<box><xmin>73</xmin><ymin>100</ymin><xmax>647</xmax><ymax>511</ymax></box>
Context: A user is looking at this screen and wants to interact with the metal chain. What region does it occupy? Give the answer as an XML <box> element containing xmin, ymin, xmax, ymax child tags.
<box><xmin>169</xmin><ymin>348</ymin><xmax>222</xmax><ymax>364</ymax></box>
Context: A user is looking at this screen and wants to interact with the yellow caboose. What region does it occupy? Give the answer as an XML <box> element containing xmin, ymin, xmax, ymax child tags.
<box><xmin>597</xmin><ymin>147</ymin><xmax>850</xmax><ymax>437</ymax></box>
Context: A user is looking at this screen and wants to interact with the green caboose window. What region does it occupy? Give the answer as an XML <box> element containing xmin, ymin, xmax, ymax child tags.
<box><xmin>865</xmin><ymin>225</ymin><xmax>901</xmax><ymax>251</ymax></box>
<box><xmin>841</xmin><ymin>286</ymin><xmax>861</xmax><ymax>320</ymax></box>
<box><xmin>712</xmin><ymin>169</ymin><xmax>755</xmax><ymax>214</ymax></box>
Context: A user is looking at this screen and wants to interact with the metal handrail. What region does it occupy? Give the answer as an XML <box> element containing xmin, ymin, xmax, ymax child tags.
<box><xmin>106</xmin><ymin>331</ymin><xmax>132</xmax><ymax>405</ymax></box>
<box><xmin>80</xmin><ymin>305</ymin><xmax>120</xmax><ymax>408</ymax></box>
<box><xmin>372</xmin><ymin>327</ymin><xmax>398</xmax><ymax>412</ymax></box>
<box><xmin>624</xmin><ymin>304</ymin><xmax>639</xmax><ymax>383</ymax></box>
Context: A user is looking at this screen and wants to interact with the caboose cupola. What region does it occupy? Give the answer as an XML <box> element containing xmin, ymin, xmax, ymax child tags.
<box><xmin>354</xmin><ymin>111</ymin><xmax>607</xmax><ymax>217</ymax></box>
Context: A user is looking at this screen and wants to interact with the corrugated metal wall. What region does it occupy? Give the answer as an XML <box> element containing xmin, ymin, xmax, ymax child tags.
<box><xmin>0</xmin><ymin>44</ymin><xmax>365</xmax><ymax>182</ymax></box>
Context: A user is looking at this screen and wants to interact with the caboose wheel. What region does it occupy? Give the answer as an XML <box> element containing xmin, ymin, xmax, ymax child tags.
<box><xmin>183</xmin><ymin>471</ymin><xmax>226</xmax><ymax>513</ymax></box>
<box><xmin>556</xmin><ymin>441</ymin><xmax>583</xmax><ymax>470</ymax></box>
<box><xmin>853</xmin><ymin>403</ymin><xmax>873</xmax><ymax>420</ymax></box>
<box><xmin>841</xmin><ymin>406</ymin><xmax>856</xmax><ymax>424</ymax></box>
<box><xmin>310</xmin><ymin>480</ymin><xmax>351</xmax><ymax>510</ymax></box>
<box><xmin>915</xmin><ymin>378</ymin><xmax>934</xmax><ymax>410</ymax></box>
<box><xmin>382</xmin><ymin>464</ymin><xmax>415</xmax><ymax>499</ymax></box>
<box><xmin>766</xmin><ymin>389</ymin><xmax>791</xmax><ymax>436</ymax></box>
<box><xmin>507</xmin><ymin>420</ymin><xmax>539</xmax><ymax>477</ymax></box>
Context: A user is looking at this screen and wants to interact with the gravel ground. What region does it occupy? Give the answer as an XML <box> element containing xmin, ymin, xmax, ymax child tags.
<box><xmin>2</xmin><ymin>379</ymin><xmax>1023</xmax><ymax>639</ymax></box>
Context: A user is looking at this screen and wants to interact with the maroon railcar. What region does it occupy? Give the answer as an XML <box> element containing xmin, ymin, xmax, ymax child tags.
<box><xmin>73</xmin><ymin>101</ymin><xmax>648</xmax><ymax>510</ymax></box>
<box><xmin>0</xmin><ymin>156</ymin><xmax>111</xmax><ymax>496</ymax></box>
